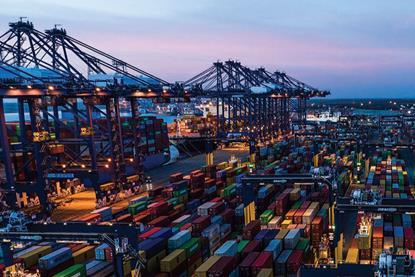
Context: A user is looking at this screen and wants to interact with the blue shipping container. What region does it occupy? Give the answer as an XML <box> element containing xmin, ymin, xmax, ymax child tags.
<box><xmin>38</xmin><ymin>247</ymin><xmax>72</xmax><ymax>270</ymax></box>
<box><xmin>168</xmin><ymin>230</ymin><xmax>191</xmax><ymax>250</ymax></box>
<box><xmin>214</xmin><ymin>240</ymin><xmax>238</xmax><ymax>256</ymax></box>
<box><xmin>264</xmin><ymin>239</ymin><xmax>282</xmax><ymax>259</ymax></box>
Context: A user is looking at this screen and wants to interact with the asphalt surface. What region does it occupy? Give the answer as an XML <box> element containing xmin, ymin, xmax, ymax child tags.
<box><xmin>52</xmin><ymin>148</ymin><xmax>249</xmax><ymax>221</ymax></box>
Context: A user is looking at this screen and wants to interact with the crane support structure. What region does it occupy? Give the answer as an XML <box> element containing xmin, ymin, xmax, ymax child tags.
<box><xmin>0</xmin><ymin>19</ymin><xmax>329</xmax><ymax>214</ymax></box>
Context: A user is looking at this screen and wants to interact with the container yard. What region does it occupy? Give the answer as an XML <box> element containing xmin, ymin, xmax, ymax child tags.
<box><xmin>0</xmin><ymin>2</ymin><xmax>415</xmax><ymax>277</ymax></box>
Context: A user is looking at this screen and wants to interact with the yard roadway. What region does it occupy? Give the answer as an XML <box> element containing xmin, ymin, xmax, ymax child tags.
<box><xmin>51</xmin><ymin>148</ymin><xmax>249</xmax><ymax>222</ymax></box>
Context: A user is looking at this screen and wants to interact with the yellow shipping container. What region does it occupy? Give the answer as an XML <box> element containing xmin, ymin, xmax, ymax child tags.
<box><xmin>20</xmin><ymin>245</ymin><xmax>52</xmax><ymax>268</ymax></box>
<box><xmin>257</xmin><ymin>268</ymin><xmax>273</xmax><ymax>277</ymax></box>
<box><xmin>195</xmin><ymin>256</ymin><xmax>221</xmax><ymax>277</ymax></box>
<box><xmin>147</xmin><ymin>250</ymin><xmax>166</xmax><ymax>273</ymax></box>
<box><xmin>345</xmin><ymin>248</ymin><xmax>359</xmax><ymax>264</ymax></box>
<box><xmin>73</xmin><ymin>245</ymin><xmax>95</xmax><ymax>264</ymax></box>
<box><xmin>281</xmin><ymin>219</ymin><xmax>292</xmax><ymax>228</ymax></box>
<box><xmin>160</xmin><ymin>249</ymin><xmax>186</xmax><ymax>273</ymax></box>
<box><xmin>308</xmin><ymin>202</ymin><xmax>319</xmax><ymax>210</ymax></box>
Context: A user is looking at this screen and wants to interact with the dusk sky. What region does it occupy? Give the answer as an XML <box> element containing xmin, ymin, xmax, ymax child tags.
<box><xmin>1</xmin><ymin>0</ymin><xmax>415</xmax><ymax>98</ymax></box>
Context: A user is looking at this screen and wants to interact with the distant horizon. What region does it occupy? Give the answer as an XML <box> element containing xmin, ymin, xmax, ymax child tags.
<box><xmin>313</xmin><ymin>97</ymin><xmax>415</xmax><ymax>100</ymax></box>
<box><xmin>1</xmin><ymin>0</ymin><xmax>415</xmax><ymax>98</ymax></box>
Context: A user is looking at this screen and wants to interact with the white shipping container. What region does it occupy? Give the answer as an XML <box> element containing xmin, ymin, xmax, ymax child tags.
<box><xmin>268</xmin><ymin>216</ymin><xmax>282</xmax><ymax>229</ymax></box>
<box><xmin>92</xmin><ymin>207</ymin><xmax>112</xmax><ymax>221</ymax></box>
<box><xmin>302</xmin><ymin>208</ymin><xmax>317</xmax><ymax>225</ymax></box>
<box><xmin>172</xmin><ymin>215</ymin><xmax>191</xmax><ymax>225</ymax></box>
<box><xmin>197</xmin><ymin>202</ymin><xmax>216</xmax><ymax>216</ymax></box>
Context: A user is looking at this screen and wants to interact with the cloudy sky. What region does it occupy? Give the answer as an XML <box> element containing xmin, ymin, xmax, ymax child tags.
<box><xmin>1</xmin><ymin>0</ymin><xmax>415</xmax><ymax>98</ymax></box>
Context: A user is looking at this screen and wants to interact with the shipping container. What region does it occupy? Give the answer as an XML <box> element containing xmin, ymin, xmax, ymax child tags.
<box><xmin>53</xmin><ymin>263</ymin><xmax>86</xmax><ymax>277</ymax></box>
<box><xmin>240</xmin><ymin>252</ymin><xmax>260</xmax><ymax>277</ymax></box>
<box><xmin>39</xmin><ymin>247</ymin><xmax>73</xmax><ymax>270</ymax></box>
<box><xmin>195</xmin><ymin>256</ymin><xmax>221</xmax><ymax>277</ymax></box>
<box><xmin>160</xmin><ymin>249</ymin><xmax>186</xmax><ymax>273</ymax></box>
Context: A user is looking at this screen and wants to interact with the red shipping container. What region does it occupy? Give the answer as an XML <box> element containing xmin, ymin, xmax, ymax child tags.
<box><xmin>207</xmin><ymin>256</ymin><xmax>236</xmax><ymax>277</ymax></box>
<box><xmin>139</xmin><ymin>227</ymin><xmax>161</xmax><ymax>240</ymax></box>
<box><xmin>220</xmin><ymin>209</ymin><xmax>235</xmax><ymax>224</ymax></box>
<box><xmin>310</xmin><ymin>192</ymin><xmax>320</xmax><ymax>202</ymax></box>
<box><xmin>287</xmin><ymin>250</ymin><xmax>303</xmax><ymax>273</ymax></box>
<box><xmin>78</xmin><ymin>213</ymin><xmax>101</xmax><ymax>223</ymax></box>
<box><xmin>190</xmin><ymin>188</ymin><xmax>203</xmax><ymax>199</ymax></box>
<box><xmin>372</xmin><ymin>226</ymin><xmax>383</xmax><ymax>249</ymax></box>
<box><xmin>105</xmin><ymin>248</ymin><xmax>113</xmax><ymax>261</ymax></box>
<box><xmin>192</xmin><ymin>215</ymin><xmax>211</xmax><ymax>235</ymax></box>
<box><xmin>300</xmin><ymin>201</ymin><xmax>311</xmax><ymax>209</ymax></box>
<box><xmin>242</xmin><ymin>240</ymin><xmax>262</xmax><ymax>257</ymax></box>
<box><xmin>267</xmin><ymin>202</ymin><xmax>276</xmax><ymax>211</ymax></box>
<box><xmin>148</xmin><ymin>201</ymin><xmax>169</xmax><ymax>216</ymax></box>
<box><xmin>115</xmin><ymin>214</ymin><xmax>132</xmax><ymax>222</ymax></box>
<box><xmin>148</xmin><ymin>187</ymin><xmax>163</xmax><ymax>197</ymax></box>
<box><xmin>240</xmin><ymin>252</ymin><xmax>260</xmax><ymax>277</ymax></box>
<box><xmin>69</xmin><ymin>244</ymin><xmax>87</xmax><ymax>253</ymax></box>
<box><xmin>187</xmin><ymin>250</ymin><xmax>202</xmax><ymax>266</ymax></box>
<box><xmin>359</xmin><ymin>249</ymin><xmax>371</xmax><ymax>260</ymax></box>
<box><xmin>275</xmin><ymin>193</ymin><xmax>289</xmax><ymax>215</ymax></box>
<box><xmin>311</xmin><ymin>216</ymin><xmax>323</xmax><ymax>233</ymax></box>
<box><xmin>180</xmin><ymin>223</ymin><xmax>192</xmax><ymax>231</ymax></box>
<box><xmin>169</xmin><ymin>172</ymin><xmax>183</xmax><ymax>183</ymax></box>
<box><xmin>243</xmin><ymin>220</ymin><xmax>261</xmax><ymax>240</ymax></box>
<box><xmin>204</xmin><ymin>179</ymin><xmax>216</xmax><ymax>189</ymax></box>
<box><xmin>251</xmin><ymin>252</ymin><xmax>273</xmax><ymax>275</ymax></box>
<box><xmin>148</xmin><ymin>216</ymin><xmax>170</xmax><ymax>227</ymax></box>
<box><xmin>405</xmin><ymin>228</ymin><xmax>415</xmax><ymax>249</ymax></box>
<box><xmin>209</xmin><ymin>202</ymin><xmax>225</xmax><ymax>216</ymax></box>
<box><xmin>285</xmin><ymin>209</ymin><xmax>297</xmax><ymax>220</ymax></box>
<box><xmin>191</xmin><ymin>170</ymin><xmax>203</xmax><ymax>177</ymax></box>
<box><xmin>294</xmin><ymin>209</ymin><xmax>306</xmax><ymax>224</ymax></box>
<box><xmin>211</xmin><ymin>197</ymin><xmax>223</xmax><ymax>202</ymax></box>
<box><xmin>216</xmin><ymin>180</ymin><xmax>225</xmax><ymax>189</ymax></box>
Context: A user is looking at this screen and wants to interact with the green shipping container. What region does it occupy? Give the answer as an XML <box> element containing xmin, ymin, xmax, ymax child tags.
<box><xmin>128</xmin><ymin>201</ymin><xmax>147</xmax><ymax>215</ymax></box>
<box><xmin>260</xmin><ymin>210</ymin><xmax>274</xmax><ymax>225</ymax></box>
<box><xmin>167</xmin><ymin>197</ymin><xmax>178</xmax><ymax>206</ymax></box>
<box><xmin>237</xmin><ymin>240</ymin><xmax>250</xmax><ymax>253</ymax></box>
<box><xmin>291</xmin><ymin>201</ymin><xmax>302</xmax><ymax>210</ymax></box>
<box><xmin>295</xmin><ymin>238</ymin><xmax>310</xmax><ymax>251</ymax></box>
<box><xmin>53</xmin><ymin>264</ymin><xmax>86</xmax><ymax>277</ymax></box>
<box><xmin>223</xmin><ymin>184</ymin><xmax>236</xmax><ymax>197</ymax></box>
<box><xmin>179</xmin><ymin>238</ymin><xmax>201</xmax><ymax>258</ymax></box>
